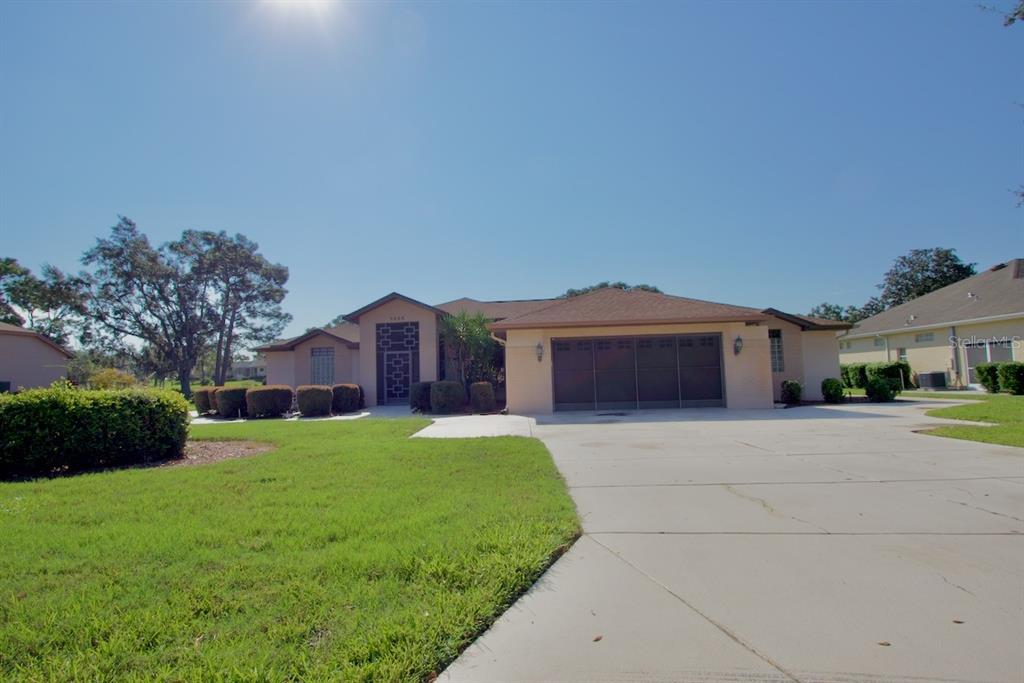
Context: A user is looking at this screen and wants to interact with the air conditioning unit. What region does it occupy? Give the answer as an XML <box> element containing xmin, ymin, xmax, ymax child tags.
<box><xmin>916</xmin><ymin>371</ymin><xmax>947</xmax><ymax>389</ymax></box>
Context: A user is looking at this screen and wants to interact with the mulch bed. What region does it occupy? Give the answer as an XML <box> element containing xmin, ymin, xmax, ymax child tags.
<box><xmin>160</xmin><ymin>441</ymin><xmax>274</xmax><ymax>468</ymax></box>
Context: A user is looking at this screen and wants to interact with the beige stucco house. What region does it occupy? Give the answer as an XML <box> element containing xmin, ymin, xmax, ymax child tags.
<box><xmin>839</xmin><ymin>259</ymin><xmax>1024</xmax><ymax>389</ymax></box>
<box><xmin>257</xmin><ymin>288</ymin><xmax>850</xmax><ymax>413</ymax></box>
<box><xmin>0</xmin><ymin>322</ymin><xmax>73</xmax><ymax>392</ymax></box>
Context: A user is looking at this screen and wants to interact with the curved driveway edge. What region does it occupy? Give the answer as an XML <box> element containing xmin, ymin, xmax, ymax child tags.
<box><xmin>441</xmin><ymin>402</ymin><xmax>1024</xmax><ymax>682</ymax></box>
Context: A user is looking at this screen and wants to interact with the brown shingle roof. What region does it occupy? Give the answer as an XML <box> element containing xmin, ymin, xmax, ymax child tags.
<box><xmin>0</xmin><ymin>322</ymin><xmax>74</xmax><ymax>358</ymax></box>
<box><xmin>844</xmin><ymin>259</ymin><xmax>1024</xmax><ymax>338</ymax></box>
<box><xmin>489</xmin><ymin>287</ymin><xmax>768</xmax><ymax>330</ymax></box>
<box><xmin>254</xmin><ymin>323</ymin><xmax>360</xmax><ymax>352</ymax></box>
<box><xmin>762</xmin><ymin>308</ymin><xmax>853</xmax><ymax>331</ymax></box>
<box><xmin>435</xmin><ymin>297</ymin><xmax>557</xmax><ymax>320</ymax></box>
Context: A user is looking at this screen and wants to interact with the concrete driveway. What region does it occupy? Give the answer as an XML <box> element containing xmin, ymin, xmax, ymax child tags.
<box><xmin>442</xmin><ymin>401</ymin><xmax>1023</xmax><ymax>683</ymax></box>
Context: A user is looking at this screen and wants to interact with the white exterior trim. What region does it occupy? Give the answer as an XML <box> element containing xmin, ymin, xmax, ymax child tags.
<box><xmin>842</xmin><ymin>311</ymin><xmax>1024</xmax><ymax>340</ymax></box>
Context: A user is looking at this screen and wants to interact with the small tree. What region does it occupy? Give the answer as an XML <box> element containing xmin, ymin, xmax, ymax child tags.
<box><xmin>440</xmin><ymin>311</ymin><xmax>498</xmax><ymax>387</ymax></box>
<box><xmin>561</xmin><ymin>281</ymin><xmax>661</xmax><ymax>298</ymax></box>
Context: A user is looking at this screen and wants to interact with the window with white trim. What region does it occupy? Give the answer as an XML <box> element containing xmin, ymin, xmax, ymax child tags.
<box><xmin>769</xmin><ymin>329</ymin><xmax>784</xmax><ymax>372</ymax></box>
<box><xmin>897</xmin><ymin>348</ymin><xmax>908</xmax><ymax>362</ymax></box>
<box><xmin>874</xmin><ymin>338</ymin><xmax>885</xmax><ymax>347</ymax></box>
<box><xmin>310</xmin><ymin>347</ymin><xmax>335</xmax><ymax>385</ymax></box>
<box><xmin>914</xmin><ymin>332</ymin><xmax>934</xmax><ymax>343</ymax></box>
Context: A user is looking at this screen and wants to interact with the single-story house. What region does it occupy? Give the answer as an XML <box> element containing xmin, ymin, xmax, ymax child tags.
<box><xmin>256</xmin><ymin>288</ymin><xmax>851</xmax><ymax>413</ymax></box>
<box><xmin>839</xmin><ymin>259</ymin><xmax>1024</xmax><ymax>388</ymax></box>
<box><xmin>228</xmin><ymin>357</ymin><xmax>267</xmax><ymax>381</ymax></box>
<box><xmin>0</xmin><ymin>322</ymin><xmax>74</xmax><ymax>392</ymax></box>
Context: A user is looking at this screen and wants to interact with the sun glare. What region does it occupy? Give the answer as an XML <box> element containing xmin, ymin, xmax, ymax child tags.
<box><xmin>261</xmin><ymin>0</ymin><xmax>336</xmax><ymax>20</ymax></box>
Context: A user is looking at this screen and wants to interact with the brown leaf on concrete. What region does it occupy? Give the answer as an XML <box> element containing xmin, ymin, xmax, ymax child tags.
<box><xmin>592</xmin><ymin>635</ymin><xmax>603</xmax><ymax>642</ymax></box>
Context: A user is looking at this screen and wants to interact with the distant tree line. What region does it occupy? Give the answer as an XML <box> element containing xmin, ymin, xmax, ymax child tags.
<box><xmin>2</xmin><ymin>217</ymin><xmax>290</xmax><ymax>396</ymax></box>
<box><xmin>808</xmin><ymin>248</ymin><xmax>976</xmax><ymax>323</ymax></box>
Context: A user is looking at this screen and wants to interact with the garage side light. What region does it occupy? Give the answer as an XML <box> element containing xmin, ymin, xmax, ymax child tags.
<box><xmin>536</xmin><ymin>342</ymin><xmax>544</xmax><ymax>362</ymax></box>
<box><xmin>733</xmin><ymin>336</ymin><xmax>743</xmax><ymax>355</ymax></box>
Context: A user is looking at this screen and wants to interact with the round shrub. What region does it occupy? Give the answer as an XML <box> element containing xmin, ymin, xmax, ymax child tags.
<box><xmin>297</xmin><ymin>385</ymin><xmax>332</xmax><ymax>416</ymax></box>
<box><xmin>821</xmin><ymin>378</ymin><xmax>845</xmax><ymax>404</ymax></box>
<box><xmin>213</xmin><ymin>386</ymin><xmax>248</xmax><ymax>419</ymax></box>
<box><xmin>193</xmin><ymin>387</ymin><xmax>214</xmax><ymax>414</ymax></box>
<box><xmin>409</xmin><ymin>381</ymin><xmax>433</xmax><ymax>413</ymax></box>
<box><xmin>865</xmin><ymin>377</ymin><xmax>897</xmax><ymax>402</ymax></box>
<box><xmin>996</xmin><ymin>362</ymin><xmax>1024</xmax><ymax>395</ymax></box>
<box><xmin>430</xmin><ymin>381</ymin><xmax>464</xmax><ymax>415</ymax></box>
<box><xmin>975</xmin><ymin>363</ymin><xmax>1000</xmax><ymax>393</ymax></box>
<box><xmin>780</xmin><ymin>380</ymin><xmax>802</xmax><ymax>405</ymax></box>
<box><xmin>332</xmin><ymin>384</ymin><xmax>362</xmax><ymax>414</ymax></box>
<box><xmin>0</xmin><ymin>385</ymin><xmax>189</xmax><ymax>477</ymax></box>
<box><xmin>470</xmin><ymin>381</ymin><xmax>496</xmax><ymax>413</ymax></box>
<box><xmin>246</xmin><ymin>385</ymin><xmax>293</xmax><ymax>418</ymax></box>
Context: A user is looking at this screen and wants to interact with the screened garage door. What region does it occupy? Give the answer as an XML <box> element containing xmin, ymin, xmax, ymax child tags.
<box><xmin>552</xmin><ymin>334</ymin><xmax>724</xmax><ymax>411</ymax></box>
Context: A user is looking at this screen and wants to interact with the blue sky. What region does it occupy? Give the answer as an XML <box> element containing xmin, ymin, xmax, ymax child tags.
<box><xmin>1</xmin><ymin>1</ymin><xmax>1021</xmax><ymax>339</ymax></box>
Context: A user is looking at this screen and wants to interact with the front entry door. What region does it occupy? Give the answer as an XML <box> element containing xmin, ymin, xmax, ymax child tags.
<box><xmin>376</xmin><ymin>322</ymin><xmax>420</xmax><ymax>405</ymax></box>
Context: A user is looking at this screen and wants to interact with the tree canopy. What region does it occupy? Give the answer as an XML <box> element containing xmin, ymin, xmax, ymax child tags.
<box><xmin>0</xmin><ymin>257</ymin><xmax>86</xmax><ymax>344</ymax></box>
<box><xmin>808</xmin><ymin>248</ymin><xmax>975</xmax><ymax>323</ymax></box>
<box><xmin>561</xmin><ymin>281</ymin><xmax>661</xmax><ymax>298</ymax></box>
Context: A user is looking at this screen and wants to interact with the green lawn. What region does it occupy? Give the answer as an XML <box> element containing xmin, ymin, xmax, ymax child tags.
<box><xmin>0</xmin><ymin>419</ymin><xmax>579</xmax><ymax>681</ymax></box>
<box><xmin>924</xmin><ymin>394</ymin><xmax>1024</xmax><ymax>449</ymax></box>
<box><xmin>845</xmin><ymin>387</ymin><xmax>990</xmax><ymax>401</ymax></box>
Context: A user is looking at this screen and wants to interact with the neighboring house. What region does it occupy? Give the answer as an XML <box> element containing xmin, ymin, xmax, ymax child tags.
<box><xmin>0</xmin><ymin>322</ymin><xmax>74</xmax><ymax>392</ymax></box>
<box><xmin>839</xmin><ymin>259</ymin><xmax>1024</xmax><ymax>388</ymax></box>
<box><xmin>228</xmin><ymin>357</ymin><xmax>267</xmax><ymax>381</ymax></box>
<box><xmin>257</xmin><ymin>288</ymin><xmax>850</xmax><ymax>413</ymax></box>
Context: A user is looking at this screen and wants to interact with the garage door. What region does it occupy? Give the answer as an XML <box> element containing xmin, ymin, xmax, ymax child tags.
<box><xmin>552</xmin><ymin>334</ymin><xmax>723</xmax><ymax>411</ymax></box>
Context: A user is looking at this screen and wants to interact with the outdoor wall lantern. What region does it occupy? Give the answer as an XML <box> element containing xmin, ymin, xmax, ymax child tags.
<box><xmin>536</xmin><ymin>342</ymin><xmax>544</xmax><ymax>362</ymax></box>
<box><xmin>733</xmin><ymin>336</ymin><xmax>744</xmax><ymax>355</ymax></box>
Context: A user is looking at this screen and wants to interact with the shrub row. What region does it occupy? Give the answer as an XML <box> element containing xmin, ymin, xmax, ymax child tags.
<box><xmin>865</xmin><ymin>377</ymin><xmax>898</xmax><ymax>402</ymax></box>
<box><xmin>408</xmin><ymin>380</ymin><xmax>499</xmax><ymax>414</ymax></box>
<box><xmin>976</xmin><ymin>361</ymin><xmax>1024</xmax><ymax>395</ymax></box>
<box><xmin>0</xmin><ymin>384</ymin><xmax>190</xmax><ymax>477</ymax></box>
<box><xmin>841</xmin><ymin>361</ymin><xmax>912</xmax><ymax>390</ymax></box>
<box><xmin>195</xmin><ymin>384</ymin><xmax>366</xmax><ymax>419</ymax></box>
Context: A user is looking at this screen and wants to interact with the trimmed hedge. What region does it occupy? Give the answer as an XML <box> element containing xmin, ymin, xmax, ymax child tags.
<box><xmin>332</xmin><ymin>384</ymin><xmax>362</xmax><ymax>414</ymax></box>
<box><xmin>193</xmin><ymin>387</ymin><xmax>214</xmax><ymax>414</ymax></box>
<box><xmin>865</xmin><ymin>377</ymin><xmax>897</xmax><ymax>402</ymax></box>
<box><xmin>213</xmin><ymin>387</ymin><xmax>248</xmax><ymax>419</ymax></box>
<box><xmin>246</xmin><ymin>385</ymin><xmax>293</xmax><ymax>418</ymax></box>
<box><xmin>409</xmin><ymin>381</ymin><xmax>433</xmax><ymax>413</ymax></box>
<box><xmin>470</xmin><ymin>381</ymin><xmax>496</xmax><ymax>413</ymax></box>
<box><xmin>430</xmin><ymin>381</ymin><xmax>464</xmax><ymax>415</ymax></box>
<box><xmin>996</xmin><ymin>362</ymin><xmax>1024</xmax><ymax>395</ymax></box>
<box><xmin>297</xmin><ymin>385</ymin><xmax>332</xmax><ymax>416</ymax></box>
<box><xmin>865</xmin><ymin>361</ymin><xmax>912</xmax><ymax>389</ymax></box>
<box><xmin>0</xmin><ymin>385</ymin><xmax>189</xmax><ymax>477</ymax></box>
<box><xmin>841</xmin><ymin>363</ymin><xmax>868</xmax><ymax>389</ymax></box>
<box><xmin>780</xmin><ymin>380</ymin><xmax>802</xmax><ymax>405</ymax></box>
<box><xmin>821</xmin><ymin>378</ymin><xmax>844</xmax><ymax>404</ymax></box>
<box><xmin>975</xmin><ymin>363</ymin><xmax>1000</xmax><ymax>393</ymax></box>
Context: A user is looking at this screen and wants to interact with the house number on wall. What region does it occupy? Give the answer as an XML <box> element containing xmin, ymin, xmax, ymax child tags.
<box><xmin>388</xmin><ymin>315</ymin><xmax>406</xmax><ymax>322</ymax></box>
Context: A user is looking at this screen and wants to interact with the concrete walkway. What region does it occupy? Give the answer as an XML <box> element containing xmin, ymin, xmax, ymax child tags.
<box><xmin>412</xmin><ymin>414</ymin><xmax>535</xmax><ymax>438</ymax></box>
<box><xmin>441</xmin><ymin>401</ymin><xmax>1024</xmax><ymax>683</ymax></box>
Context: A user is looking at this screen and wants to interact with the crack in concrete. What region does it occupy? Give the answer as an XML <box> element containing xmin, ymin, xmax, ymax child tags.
<box><xmin>587</xmin><ymin>534</ymin><xmax>804</xmax><ymax>683</ymax></box>
<box><xmin>937</xmin><ymin>572</ymin><xmax>977</xmax><ymax>598</ymax></box>
<box><xmin>944</xmin><ymin>498</ymin><xmax>1024</xmax><ymax>523</ymax></box>
<box><xmin>722</xmin><ymin>485</ymin><xmax>831</xmax><ymax>534</ymax></box>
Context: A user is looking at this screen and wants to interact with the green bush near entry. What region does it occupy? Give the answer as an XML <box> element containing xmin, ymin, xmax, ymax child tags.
<box><xmin>975</xmin><ymin>363</ymin><xmax>1000</xmax><ymax>393</ymax></box>
<box><xmin>409</xmin><ymin>381</ymin><xmax>433</xmax><ymax>413</ymax></box>
<box><xmin>841</xmin><ymin>363</ymin><xmax>868</xmax><ymax>389</ymax></box>
<box><xmin>0</xmin><ymin>384</ymin><xmax>189</xmax><ymax>477</ymax></box>
<box><xmin>430</xmin><ymin>381</ymin><xmax>464</xmax><ymax>415</ymax></box>
<box><xmin>780</xmin><ymin>380</ymin><xmax>802</xmax><ymax>405</ymax></box>
<box><xmin>331</xmin><ymin>384</ymin><xmax>362</xmax><ymax>414</ymax></box>
<box><xmin>297</xmin><ymin>386</ymin><xmax>332</xmax><ymax>417</ymax></box>
<box><xmin>245</xmin><ymin>386</ymin><xmax>294</xmax><ymax>418</ymax></box>
<box><xmin>865</xmin><ymin>361</ymin><xmax>912</xmax><ymax>389</ymax></box>
<box><xmin>213</xmin><ymin>387</ymin><xmax>248</xmax><ymax>419</ymax></box>
<box><xmin>821</xmin><ymin>378</ymin><xmax>845</xmax><ymax>404</ymax></box>
<box><xmin>470</xmin><ymin>382</ymin><xmax>496</xmax><ymax>413</ymax></box>
<box><xmin>996</xmin><ymin>362</ymin><xmax>1024</xmax><ymax>395</ymax></box>
<box><xmin>865</xmin><ymin>377</ymin><xmax>897</xmax><ymax>402</ymax></box>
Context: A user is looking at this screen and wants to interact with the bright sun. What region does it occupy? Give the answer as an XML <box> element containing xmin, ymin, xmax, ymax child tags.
<box><xmin>261</xmin><ymin>0</ymin><xmax>335</xmax><ymax>18</ymax></box>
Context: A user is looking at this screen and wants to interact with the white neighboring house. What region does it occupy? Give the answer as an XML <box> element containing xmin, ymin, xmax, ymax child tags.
<box><xmin>228</xmin><ymin>357</ymin><xmax>267</xmax><ymax>381</ymax></box>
